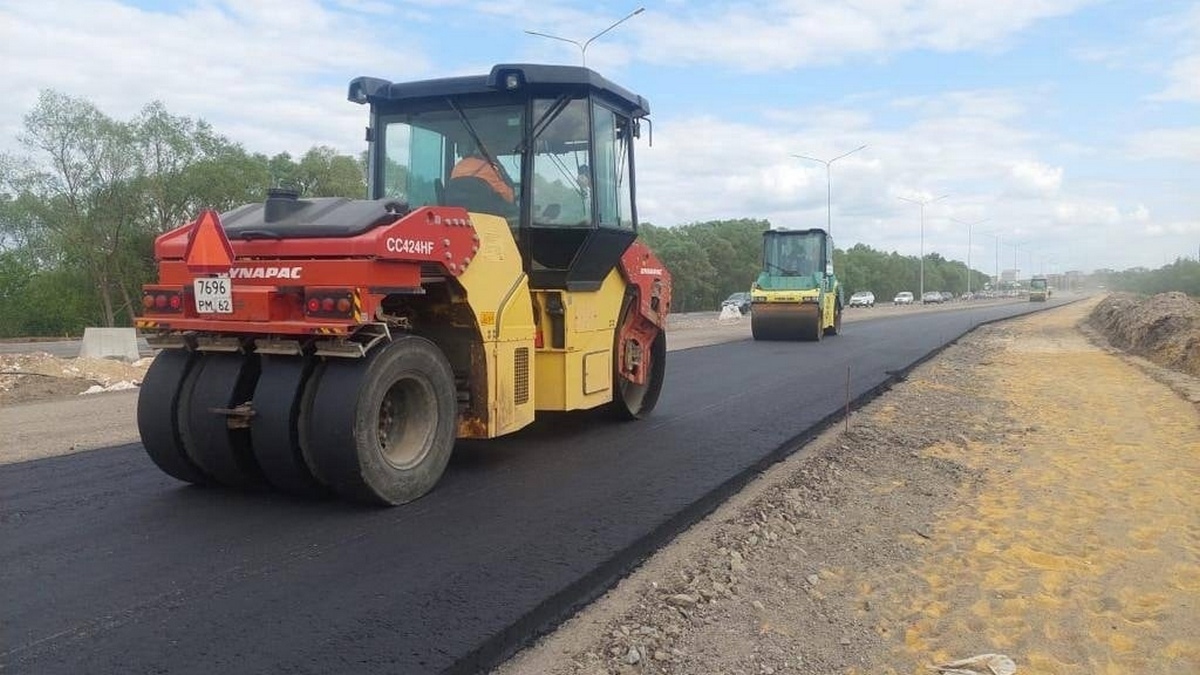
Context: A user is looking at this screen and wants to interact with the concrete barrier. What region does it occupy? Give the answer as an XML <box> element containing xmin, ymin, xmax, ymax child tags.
<box><xmin>79</xmin><ymin>327</ymin><xmax>140</xmax><ymax>362</ymax></box>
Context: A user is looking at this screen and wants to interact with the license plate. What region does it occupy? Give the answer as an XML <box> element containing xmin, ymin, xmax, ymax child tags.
<box><xmin>193</xmin><ymin>277</ymin><xmax>233</xmax><ymax>314</ymax></box>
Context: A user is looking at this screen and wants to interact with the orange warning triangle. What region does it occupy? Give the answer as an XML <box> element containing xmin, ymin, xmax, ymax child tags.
<box><xmin>184</xmin><ymin>209</ymin><xmax>235</xmax><ymax>274</ymax></box>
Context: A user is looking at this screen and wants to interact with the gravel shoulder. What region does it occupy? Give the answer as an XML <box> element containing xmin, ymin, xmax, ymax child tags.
<box><xmin>494</xmin><ymin>296</ymin><xmax>1200</xmax><ymax>674</ymax></box>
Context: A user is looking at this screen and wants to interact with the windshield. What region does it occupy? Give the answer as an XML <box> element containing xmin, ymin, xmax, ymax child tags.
<box><xmin>378</xmin><ymin>103</ymin><xmax>524</xmax><ymax>217</ymax></box>
<box><xmin>530</xmin><ymin>98</ymin><xmax>591</xmax><ymax>227</ymax></box>
<box><xmin>763</xmin><ymin>233</ymin><xmax>823</xmax><ymax>277</ymax></box>
<box><xmin>1030</xmin><ymin>278</ymin><xmax>1047</xmax><ymax>290</ymax></box>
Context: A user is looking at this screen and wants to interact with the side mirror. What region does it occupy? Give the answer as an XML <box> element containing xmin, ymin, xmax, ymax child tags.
<box><xmin>826</xmin><ymin>263</ymin><xmax>834</xmax><ymax>276</ymax></box>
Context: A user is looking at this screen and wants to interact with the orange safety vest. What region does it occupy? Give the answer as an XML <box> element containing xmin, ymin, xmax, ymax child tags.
<box><xmin>451</xmin><ymin>156</ymin><xmax>514</xmax><ymax>203</ymax></box>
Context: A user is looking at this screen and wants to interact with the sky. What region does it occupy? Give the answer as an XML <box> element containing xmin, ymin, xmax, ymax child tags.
<box><xmin>1</xmin><ymin>0</ymin><xmax>1197</xmax><ymax>275</ymax></box>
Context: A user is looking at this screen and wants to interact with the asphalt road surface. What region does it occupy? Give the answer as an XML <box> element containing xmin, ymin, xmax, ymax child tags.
<box><xmin>0</xmin><ymin>298</ymin><xmax>1074</xmax><ymax>675</ymax></box>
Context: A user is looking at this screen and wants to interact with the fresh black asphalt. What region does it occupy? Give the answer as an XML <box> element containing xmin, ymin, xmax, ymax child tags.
<box><xmin>0</xmin><ymin>299</ymin><xmax>1072</xmax><ymax>674</ymax></box>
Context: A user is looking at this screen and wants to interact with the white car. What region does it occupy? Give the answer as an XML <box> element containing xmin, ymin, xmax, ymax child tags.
<box><xmin>893</xmin><ymin>291</ymin><xmax>914</xmax><ymax>305</ymax></box>
<box><xmin>848</xmin><ymin>291</ymin><xmax>875</xmax><ymax>308</ymax></box>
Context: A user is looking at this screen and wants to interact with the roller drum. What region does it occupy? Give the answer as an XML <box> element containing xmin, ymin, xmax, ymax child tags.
<box><xmin>750</xmin><ymin>302</ymin><xmax>822</xmax><ymax>341</ymax></box>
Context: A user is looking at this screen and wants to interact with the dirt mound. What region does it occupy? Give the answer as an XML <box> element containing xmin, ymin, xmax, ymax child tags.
<box><xmin>1088</xmin><ymin>292</ymin><xmax>1200</xmax><ymax>376</ymax></box>
<box><xmin>0</xmin><ymin>352</ymin><xmax>152</xmax><ymax>406</ymax></box>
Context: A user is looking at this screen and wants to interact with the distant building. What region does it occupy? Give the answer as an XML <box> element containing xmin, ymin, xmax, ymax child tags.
<box><xmin>1000</xmin><ymin>269</ymin><xmax>1020</xmax><ymax>284</ymax></box>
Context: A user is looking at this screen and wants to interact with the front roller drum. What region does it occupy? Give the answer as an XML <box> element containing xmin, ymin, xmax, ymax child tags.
<box><xmin>750</xmin><ymin>302</ymin><xmax>823</xmax><ymax>341</ymax></box>
<box><xmin>611</xmin><ymin>329</ymin><xmax>667</xmax><ymax>421</ymax></box>
<box><xmin>304</xmin><ymin>335</ymin><xmax>458</xmax><ymax>506</ymax></box>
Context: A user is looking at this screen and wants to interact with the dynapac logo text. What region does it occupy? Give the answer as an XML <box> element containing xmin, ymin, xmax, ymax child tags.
<box><xmin>227</xmin><ymin>266</ymin><xmax>303</xmax><ymax>279</ymax></box>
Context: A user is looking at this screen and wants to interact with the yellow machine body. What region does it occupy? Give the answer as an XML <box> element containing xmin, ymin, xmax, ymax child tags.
<box><xmin>449</xmin><ymin>213</ymin><xmax>642</xmax><ymax>438</ymax></box>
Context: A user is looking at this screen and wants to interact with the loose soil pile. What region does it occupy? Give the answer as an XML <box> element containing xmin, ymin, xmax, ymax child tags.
<box><xmin>1088</xmin><ymin>292</ymin><xmax>1200</xmax><ymax>377</ymax></box>
<box><xmin>0</xmin><ymin>352</ymin><xmax>150</xmax><ymax>407</ymax></box>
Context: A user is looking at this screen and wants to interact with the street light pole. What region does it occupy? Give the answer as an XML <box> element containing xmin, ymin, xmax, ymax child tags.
<box><xmin>793</xmin><ymin>144</ymin><xmax>867</xmax><ymax>239</ymax></box>
<box><xmin>1013</xmin><ymin>240</ymin><xmax>1028</xmax><ymax>280</ymax></box>
<box><xmin>977</xmin><ymin>230</ymin><xmax>1001</xmax><ymax>291</ymax></box>
<box><xmin>524</xmin><ymin>7</ymin><xmax>646</xmax><ymax>66</ymax></box>
<box><xmin>951</xmin><ymin>217</ymin><xmax>988</xmax><ymax>295</ymax></box>
<box><xmin>898</xmin><ymin>194</ymin><xmax>949</xmax><ymax>301</ymax></box>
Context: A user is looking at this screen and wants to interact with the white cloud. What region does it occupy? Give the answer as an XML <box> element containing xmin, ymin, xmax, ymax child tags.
<box><xmin>1149</xmin><ymin>4</ymin><xmax>1200</xmax><ymax>103</ymax></box>
<box><xmin>1156</xmin><ymin>55</ymin><xmax>1200</xmax><ymax>102</ymax></box>
<box><xmin>1127</xmin><ymin>127</ymin><xmax>1200</xmax><ymax>162</ymax></box>
<box><xmin>631</xmin><ymin>0</ymin><xmax>1099</xmax><ymax>70</ymax></box>
<box><xmin>0</xmin><ymin>0</ymin><xmax>432</xmax><ymax>157</ymax></box>
<box><xmin>1053</xmin><ymin>200</ymin><xmax>1121</xmax><ymax>226</ymax></box>
<box><xmin>1008</xmin><ymin>160</ymin><xmax>1063</xmax><ymax>197</ymax></box>
<box><xmin>0</xmin><ymin>0</ymin><xmax>1193</xmax><ymax>274</ymax></box>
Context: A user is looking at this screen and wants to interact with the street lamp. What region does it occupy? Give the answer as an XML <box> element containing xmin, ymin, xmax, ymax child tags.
<box><xmin>951</xmin><ymin>217</ymin><xmax>988</xmax><ymax>295</ymax></box>
<box><xmin>792</xmin><ymin>144</ymin><xmax>867</xmax><ymax>239</ymax></box>
<box><xmin>976</xmin><ymin>230</ymin><xmax>1001</xmax><ymax>292</ymax></box>
<box><xmin>524</xmin><ymin>7</ymin><xmax>646</xmax><ymax>67</ymax></box>
<box><xmin>898</xmin><ymin>193</ymin><xmax>949</xmax><ymax>301</ymax></box>
<box><xmin>1012</xmin><ymin>240</ymin><xmax>1029</xmax><ymax>282</ymax></box>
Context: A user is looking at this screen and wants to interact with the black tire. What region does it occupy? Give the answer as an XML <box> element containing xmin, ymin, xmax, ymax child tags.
<box><xmin>305</xmin><ymin>336</ymin><xmax>457</xmax><ymax>506</ymax></box>
<box><xmin>250</xmin><ymin>356</ymin><xmax>330</xmax><ymax>498</ymax></box>
<box><xmin>182</xmin><ymin>352</ymin><xmax>266</xmax><ymax>489</ymax></box>
<box><xmin>137</xmin><ymin>349</ymin><xmax>211</xmax><ymax>485</ymax></box>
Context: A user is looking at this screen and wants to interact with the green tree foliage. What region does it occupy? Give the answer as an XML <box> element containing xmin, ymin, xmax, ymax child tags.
<box><xmin>0</xmin><ymin>90</ymin><xmax>365</xmax><ymax>334</ymax></box>
<box><xmin>1102</xmin><ymin>258</ymin><xmax>1200</xmax><ymax>297</ymax></box>
<box><xmin>294</xmin><ymin>146</ymin><xmax>367</xmax><ymax>198</ymax></box>
<box><xmin>639</xmin><ymin>219</ymin><xmax>768</xmax><ymax>312</ymax></box>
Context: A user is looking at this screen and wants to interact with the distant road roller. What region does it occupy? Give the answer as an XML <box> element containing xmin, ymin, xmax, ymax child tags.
<box><xmin>749</xmin><ymin>228</ymin><xmax>842</xmax><ymax>341</ymax></box>
<box><xmin>1029</xmin><ymin>275</ymin><xmax>1050</xmax><ymax>302</ymax></box>
<box><xmin>135</xmin><ymin>64</ymin><xmax>672</xmax><ymax>505</ymax></box>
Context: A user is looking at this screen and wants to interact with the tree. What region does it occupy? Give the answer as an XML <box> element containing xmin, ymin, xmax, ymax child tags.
<box><xmin>295</xmin><ymin>146</ymin><xmax>367</xmax><ymax>198</ymax></box>
<box><xmin>10</xmin><ymin>90</ymin><xmax>145</xmax><ymax>325</ymax></box>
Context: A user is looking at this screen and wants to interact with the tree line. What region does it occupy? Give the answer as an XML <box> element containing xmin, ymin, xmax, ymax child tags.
<box><xmin>4</xmin><ymin>90</ymin><xmax>1189</xmax><ymax>338</ymax></box>
<box><xmin>0</xmin><ymin>90</ymin><xmax>366</xmax><ymax>336</ymax></box>
<box><xmin>1100</xmin><ymin>258</ymin><xmax>1200</xmax><ymax>297</ymax></box>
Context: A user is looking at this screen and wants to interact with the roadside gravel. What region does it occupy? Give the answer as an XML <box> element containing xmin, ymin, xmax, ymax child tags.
<box><xmin>495</xmin><ymin>296</ymin><xmax>1200</xmax><ymax>674</ymax></box>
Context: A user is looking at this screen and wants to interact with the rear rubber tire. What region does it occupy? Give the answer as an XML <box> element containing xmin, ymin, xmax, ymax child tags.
<box><xmin>181</xmin><ymin>352</ymin><xmax>265</xmax><ymax>489</ymax></box>
<box><xmin>250</xmin><ymin>356</ymin><xmax>330</xmax><ymax>498</ymax></box>
<box><xmin>137</xmin><ymin>349</ymin><xmax>211</xmax><ymax>485</ymax></box>
<box><xmin>305</xmin><ymin>336</ymin><xmax>457</xmax><ymax>506</ymax></box>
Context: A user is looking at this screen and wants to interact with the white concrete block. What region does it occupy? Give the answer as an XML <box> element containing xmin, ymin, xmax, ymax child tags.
<box><xmin>79</xmin><ymin>327</ymin><xmax>140</xmax><ymax>362</ymax></box>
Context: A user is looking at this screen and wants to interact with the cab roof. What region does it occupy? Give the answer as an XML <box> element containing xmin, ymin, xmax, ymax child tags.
<box><xmin>348</xmin><ymin>63</ymin><xmax>650</xmax><ymax>118</ymax></box>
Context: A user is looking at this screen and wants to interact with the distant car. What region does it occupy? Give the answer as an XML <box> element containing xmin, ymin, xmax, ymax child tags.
<box><xmin>721</xmin><ymin>292</ymin><xmax>751</xmax><ymax>315</ymax></box>
<box><xmin>940</xmin><ymin>291</ymin><xmax>955</xmax><ymax>302</ymax></box>
<box><xmin>893</xmin><ymin>291</ymin><xmax>914</xmax><ymax>305</ymax></box>
<box><xmin>922</xmin><ymin>291</ymin><xmax>944</xmax><ymax>304</ymax></box>
<box><xmin>848</xmin><ymin>291</ymin><xmax>875</xmax><ymax>308</ymax></box>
